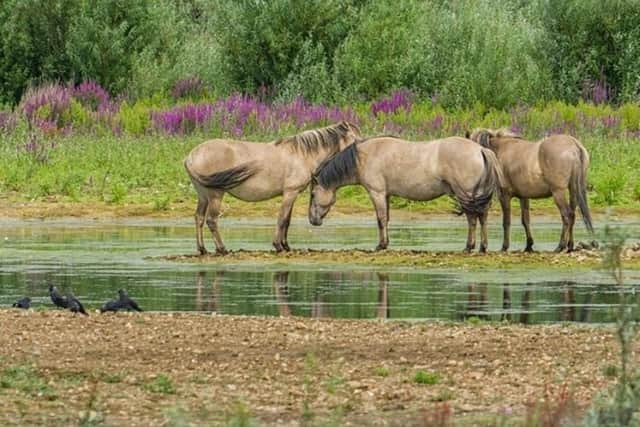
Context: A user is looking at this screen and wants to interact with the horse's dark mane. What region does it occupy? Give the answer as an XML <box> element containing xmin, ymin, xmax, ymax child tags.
<box><xmin>275</xmin><ymin>121</ymin><xmax>358</xmax><ymax>155</ymax></box>
<box><xmin>314</xmin><ymin>142</ymin><xmax>360</xmax><ymax>188</ymax></box>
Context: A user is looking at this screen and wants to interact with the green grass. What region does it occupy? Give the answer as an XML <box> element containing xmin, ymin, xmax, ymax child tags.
<box><xmin>1</xmin><ymin>130</ymin><xmax>640</xmax><ymax>215</ymax></box>
<box><xmin>0</xmin><ymin>364</ymin><xmax>57</xmax><ymax>399</ymax></box>
<box><xmin>413</xmin><ymin>370</ymin><xmax>440</xmax><ymax>385</ymax></box>
<box><xmin>143</xmin><ymin>374</ymin><xmax>177</xmax><ymax>395</ymax></box>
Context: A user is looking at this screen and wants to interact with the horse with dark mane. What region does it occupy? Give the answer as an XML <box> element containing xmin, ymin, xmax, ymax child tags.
<box><xmin>184</xmin><ymin>121</ymin><xmax>361</xmax><ymax>254</ymax></box>
<box><xmin>309</xmin><ymin>136</ymin><xmax>503</xmax><ymax>252</ymax></box>
<box><xmin>468</xmin><ymin>128</ymin><xmax>593</xmax><ymax>252</ymax></box>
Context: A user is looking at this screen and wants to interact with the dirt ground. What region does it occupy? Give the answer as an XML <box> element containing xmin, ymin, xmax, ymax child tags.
<box><xmin>0</xmin><ymin>310</ymin><xmax>627</xmax><ymax>426</ymax></box>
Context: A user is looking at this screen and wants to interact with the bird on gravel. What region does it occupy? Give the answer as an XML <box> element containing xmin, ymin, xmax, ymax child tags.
<box><xmin>49</xmin><ymin>284</ymin><xmax>69</xmax><ymax>309</ymax></box>
<box><xmin>12</xmin><ymin>297</ymin><xmax>31</xmax><ymax>309</ymax></box>
<box><xmin>100</xmin><ymin>289</ymin><xmax>142</xmax><ymax>313</ymax></box>
<box><xmin>67</xmin><ymin>292</ymin><xmax>89</xmax><ymax>316</ymax></box>
<box><xmin>100</xmin><ymin>298</ymin><xmax>124</xmax><ymax>313</ymax></box>
<box><xmin>118</xmin><ymin>289</ymin><xmax>142</xmax><ymax>312</ymax></box>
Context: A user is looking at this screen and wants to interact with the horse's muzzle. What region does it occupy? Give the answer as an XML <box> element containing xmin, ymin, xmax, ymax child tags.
<box><xmin>309</xmin><ymin>216</ymin><xmax>323</xmax><ymax>226</ymax></box>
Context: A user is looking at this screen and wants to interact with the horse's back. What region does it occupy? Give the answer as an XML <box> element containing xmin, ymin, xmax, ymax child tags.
<box><xmin>185</xmin><ymin>139</ymin><xmax>273</xmax><ymax>176</ymax></box>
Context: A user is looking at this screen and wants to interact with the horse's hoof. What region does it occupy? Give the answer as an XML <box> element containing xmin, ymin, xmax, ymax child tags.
<box><xmin>198</xmin><ymin>248</ymin><xmax>209</xmax><ymax>256</ymax></box>
<box><xmin>553</xmin><ymin>246</ymin><xmax>565</xmax><ymax>253</ymax></box>
<box><xmin>282</xmin><ymin>243</ymin><xmax>291</xmax><ymax>252</ymax></box>
<box><xmin>479</xmin><ymin>246</ymin><xmax>488</xmax><ymax>254</ymax></box>
<box><xmin>524</xmin><ymin>246</ymin><xmax>534</xmax><ymax>253</ymax></box>
<box><xmin>501</xmin><ymin>247</ymin><xmax>509</xmax><ymax>252</ymax></box>
<box><xmin>375</xmin><ymin>245</ymin><xmax>387</xmax><ymax>251</ymax></box>
<box><xmin>216</xmin><ymin>248</ymin><xmax>229</xmax><ymax>256</ymax></box>
<box><xmin>463</xmin><ymin>247</ymin><xmax>473</xmax><ymax>254</ymax></box>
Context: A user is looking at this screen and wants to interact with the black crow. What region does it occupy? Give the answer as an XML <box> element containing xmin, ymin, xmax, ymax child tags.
<box><xmin>67</xmin><ymin>292</ymin><xmax>89</xmax><ymax>316</ymax></box>
<box><xmin>118</xmin><ymin>289</ymin><xmax>142</xmax><ymax>312</ymax></box>
<box><xmin>49</xmin><ymin>284</ymin><xmax>69</xmax><ymax>309</ymax></box>
<box><xmin>100</xmin><ymin>299</ymin><xmax>124</xmax><ymax>313</ymax></box>
<box><xmin>12</xmin><ymin>297</ymin><xmax>31</xmax><ymax>309</ymax></box>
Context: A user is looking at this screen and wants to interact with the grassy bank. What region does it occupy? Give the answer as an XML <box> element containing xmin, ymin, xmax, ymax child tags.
<box><xmin>0</xmin><ymin>132</ymin><xmax>638</xmax><ymax>219</ymax></box>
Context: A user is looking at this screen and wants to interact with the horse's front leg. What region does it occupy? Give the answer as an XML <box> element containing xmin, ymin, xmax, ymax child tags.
<box><xmin>194</xmin><ymin>196</ymin><xmax>209</xmax><ymax>255</ymax></box>
<box><xmin>499</xmin><ymin>193</ymin><xmax>512</xmax><ymax>252</ymax></box>
<box><xmin>273</xmin><ymin>190</ymin><xmax>300</xmax><ymax>252</ymax></box>
<box><xmin>464</xmin><ymin>213</ymin><xmax>477</xmax><ymax>253</ymax></box>
<box><xmin>519</xmin><ymin>198</ymin><xmax>534</xmax><ymax>252</ymax></box>
<box><xmin>369</xmin><ymin>191</ymin><xmax>389</xmax><ymax>251</ymax></box>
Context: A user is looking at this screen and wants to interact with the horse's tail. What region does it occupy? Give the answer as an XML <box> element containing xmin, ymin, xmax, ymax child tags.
<box><xmin>453</xmin><ymin>148</ymin><xmax>503</xmax><ymax>216</ymax></box>
<box><xmin>184</xmin><ymin>158</ymin><xmax>257</xmax><ymax>191</ymax></box>
<box><xmin>570</xmin><ymin>141</ymin><xmax>594</xmax><ymax>233</ymax></box>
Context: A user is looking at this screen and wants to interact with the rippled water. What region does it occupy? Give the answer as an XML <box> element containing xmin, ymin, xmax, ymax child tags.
<box><xmin>1</xmin><ymin>217</ymin><xmax>639</xmax><ymax>323</ymax></box>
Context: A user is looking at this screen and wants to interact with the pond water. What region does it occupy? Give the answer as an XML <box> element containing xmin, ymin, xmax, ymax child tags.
<box><xmin>1</xmin><ymin>216</ymin><xmax>639</xmax><ymax>323</ymax></box>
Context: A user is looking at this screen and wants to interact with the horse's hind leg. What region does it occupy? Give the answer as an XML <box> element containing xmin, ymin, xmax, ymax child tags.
<box><xmin>567</xmin><ymin>191</ymin><xmax>578</xmax><ymax>252</ymax></box>
<box><xmin>464</xmin><ymin>213</ymin><xmax>477</xmax><ymax>253</ymax></box>
<box><xmin>206</xmin><ymin>191</ymin><xmax>228</xmax><ymax>255</ymax></box>
<box><xmin>195</xmin><ymin>196</ymin><xmax>208</xmax><ymax>255</ymax></box>
<box><xmin>519</xmin><ymin>198</ymin><xmax>534</xmax><ymax>252</ymax></box>
<box><xmin>478</xmin><ymin>209</ymin><xmax>489</xmax><ymax>253</ymax></box>
<box><xmin>552</xmin><ymin>189</ymin><xmax>572</xmax><ymax>252</ymax></box>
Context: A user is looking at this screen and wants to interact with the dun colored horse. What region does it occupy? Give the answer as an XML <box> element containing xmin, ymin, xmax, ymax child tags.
<box><xmin>309</xmin><ymin>136</ymin><xmax>503</xmax><ymax>252</ymax></box>
<box><xmin>184</xmin><ymin>121</ymin><xmax>361</xmax><ymax>254</ymax></box>
<box><xmin>468</xmin><ymin>128</ymin><xmax>593</xmax><ymax>252</ymax></box>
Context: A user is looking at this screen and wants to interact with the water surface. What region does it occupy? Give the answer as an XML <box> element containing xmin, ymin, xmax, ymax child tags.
<box><xmin>1</xmin><ymin>217</ymin><xmax>638</xmax><ymax>323</ymax></box>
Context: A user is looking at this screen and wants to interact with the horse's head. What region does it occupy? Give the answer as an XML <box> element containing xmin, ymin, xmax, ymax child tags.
<box><xmin>467</xmin><ymin>128</ymin><xmax>495</xmax><ymax>149</ymax></box>
<box><xmin>308</xmin><ymin>175</ymin><xmax>337</xmax><ymax>226</ymax></box>
<box><xmin>338</xmin><ymin>121</ymin><xmax>362</xmax><ymax>151</ymax></box>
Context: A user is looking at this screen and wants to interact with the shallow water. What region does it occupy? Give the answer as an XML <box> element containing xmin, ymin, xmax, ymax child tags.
<box><xmin>1</xmin><ymin>216</ymin><xmax>639</xmax><ymax>323</ymax></box>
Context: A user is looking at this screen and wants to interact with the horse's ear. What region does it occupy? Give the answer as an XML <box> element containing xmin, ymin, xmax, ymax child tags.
<box><xmin>465</xmin><ymin>130</ymin><xmax>471</xmax><ymax>139</ymax></box>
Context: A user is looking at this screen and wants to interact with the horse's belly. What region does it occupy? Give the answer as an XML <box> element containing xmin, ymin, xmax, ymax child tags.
<box><xmin>389</xmin><ymin>181</ymin><xmax>447</xmax><ymax>202</ymax></box>
<box><xmin>511</xmin><ymin>181</ymin><xmax>551</xmax><ymax>199</ymax></box>
<box><xmin>227</xmin><ymin>179</ymin><xmax>283</xmax><ymax>201</ymax></box>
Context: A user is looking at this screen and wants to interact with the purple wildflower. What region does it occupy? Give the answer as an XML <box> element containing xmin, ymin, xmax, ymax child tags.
<box><xmin>73</xmin><ymin>80</ymin><xmax>111</xmax><ymax>111</ymax></box>
<box><xmin>171</xmin><ymin>76</ymin><xmax>206</xmax><ymax>100</ymax></box>
<box><xmin>0</xmin><ymin>111</ymin><xmax>17</xmax><ymax>133</ymax></box>
<box><xmin>601</xmin><ymin>115</ymin><xmax>620</xmax><ymax>129</ymax></box>
<box><xmin>152</xmin><ymin>103</ymin><xmax>214</xmax><ymax>135</ymax></box>
<box><xmin>371</xmin><ymin>89</ymin><xmax>413</xmax><ymax>117</ymax></box>
<box><xmin>582</xmin><ymin>78</ymin><xmax>610</xmax><ymax>105</ymax></box>
<box><xmin>430</xmin><ymin>114</ymin><xmax>444</xmax><ymax>131</ymax></box>
<box><xmin>20</xmin><ymin>83</ymin><xmax>72</xmax><ymax>130</ymax></box>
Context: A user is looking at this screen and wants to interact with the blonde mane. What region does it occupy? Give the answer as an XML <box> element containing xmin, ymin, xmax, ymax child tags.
<box><xmin>275</xmin><ymin>121</ymin><xmax>359</xmax><ymax>155</ymax></box>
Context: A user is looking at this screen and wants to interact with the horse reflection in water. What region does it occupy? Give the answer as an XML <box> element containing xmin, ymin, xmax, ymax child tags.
<box><xmin>271</xmin><ymin>271</ymin><xmax>392</xmax><ymax>319</ymax></box>
<box><xmin>194</xmin><ymin>270</ymin><xmax>223</xmax><ymax>312</ymax></box>
<box><xmin>459</xmin><ymin>283</ymin><xmax>489</xmax><ymax>321</ymax></box>
<box><xmin>272</xmin><ymin>271</ymin><xmax>291</xmax><ymax>317</ymax></box>
<box><xmin>376</xmin><ymin>272</ymin><xmax>390</xmax><ymax>319</ymax></box>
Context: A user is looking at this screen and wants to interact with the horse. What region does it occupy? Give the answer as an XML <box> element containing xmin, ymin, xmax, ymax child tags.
<box><xmin>308</xmin><ymin>136</ymin><xmax>503</xmax><ymax>252</ymax></box>
<box><xmin>467</xmin><ymin>128</ymin><xmax>593</xmax><ymax>253</ymax></box>
<box><xmin>184</xmin><ymin>121</ymin><xmax>361</xmax><ymax>254</ymax></box>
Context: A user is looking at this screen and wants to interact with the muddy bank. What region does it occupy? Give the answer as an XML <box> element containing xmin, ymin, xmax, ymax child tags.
<box><xmin>159</xmin><ymin>246</ymin><xmax>640</xmax><ymax>270</ymax></box>
<box><xmin>0</xmin><ymin>310</ymin><xmax>627</xmax><ymax>426</ymax></box>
